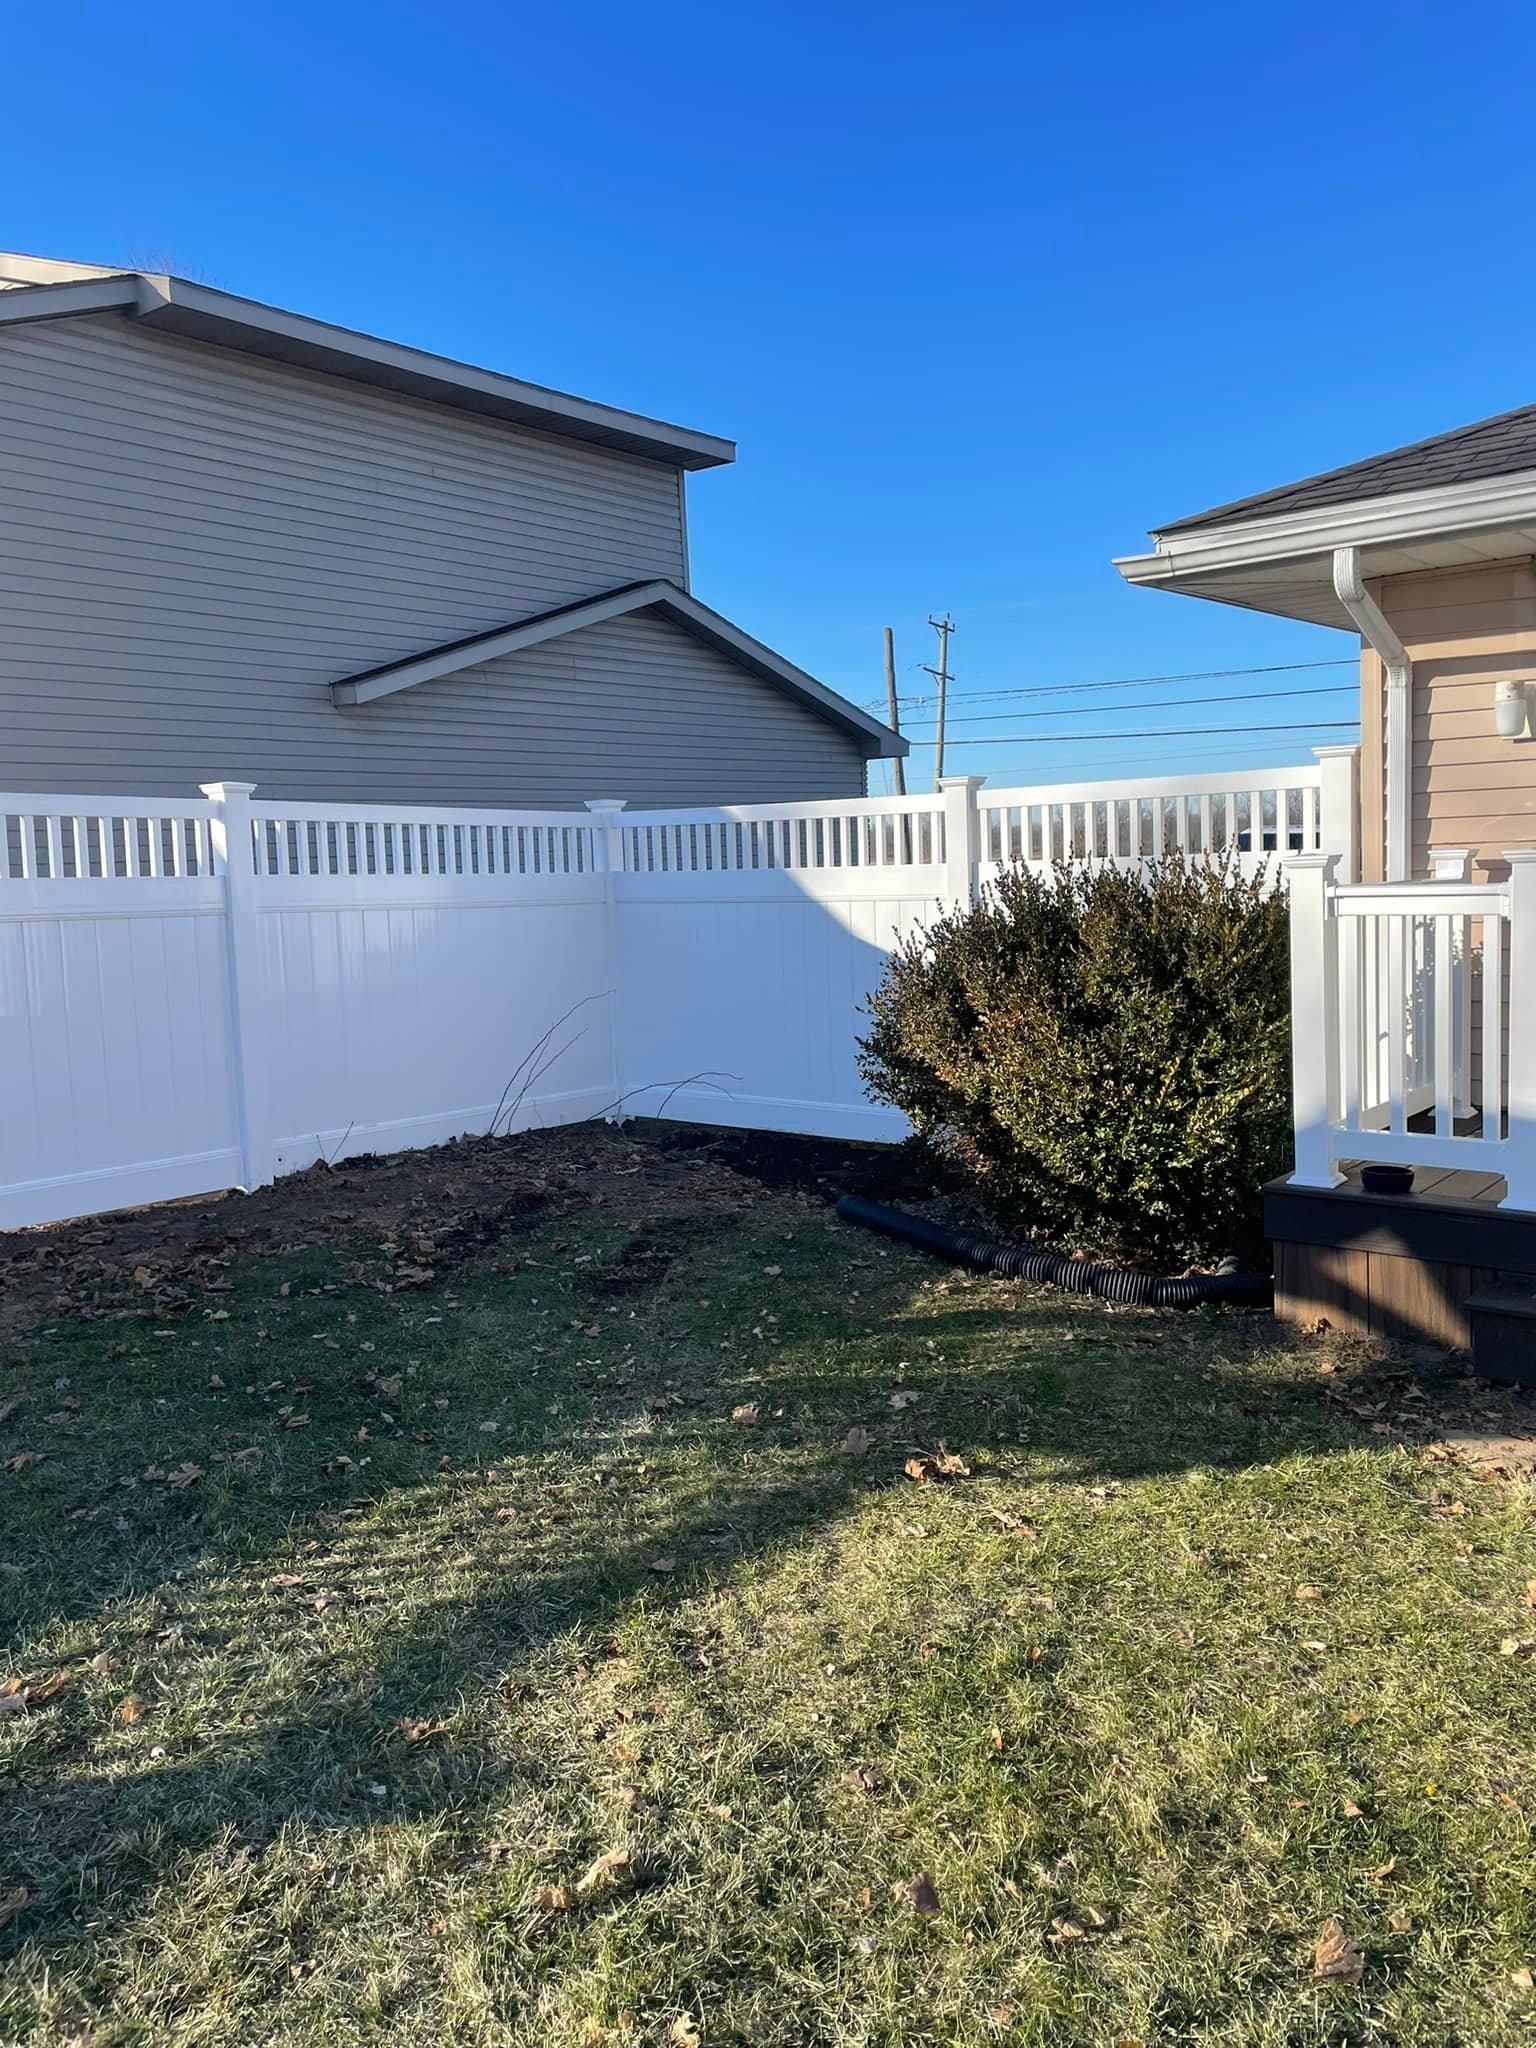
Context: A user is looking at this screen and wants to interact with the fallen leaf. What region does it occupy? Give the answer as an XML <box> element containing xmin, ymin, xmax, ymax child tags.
<box><xmin>117</xmin><ymin>1694</ymin><xmax>143</xmax><ymax>1725</ymax></box>
<box><xmin>0</xmin><ymin>1695</ymin><xmax>26</xmax><ymax>1721</ymax></box>
<box><xmin>730</xmin><ymin>1403</ymin><xmax>760</xmax><ymax>1426</ymax></box>
<box><xmin>398</xmin><ymin>1717</ymin><xmax>450</xmax><ymax>1742</ymax></box>
<box><xmin>840</xmin><ymin>1427</ymin><xmax>871</xmax><ymax>1456</ymax></box>
<box><xmin>904</xmin><ymin>1449</ymin><xmax>970</xmax><ymax>1484</ymax></box>
<box><xmin>0</xmin><ymin>1887</ymin><xmax>27</xmax><ymax>1929</ymax></box>
<box><xmin>1512</xmin><ymin>1967</ymin><xmax>1535</xmax><ymax>1992</ymax></box>
<box><xmin>1499</xmin><ymin>1636</ymin><xmax>1535</xmax><ymax>1659</ymax></box>
<box><xmin>843</xmin><ymin>1765</ymin><xmax>883</xmax><ymax>1794</ymax></box>
<box><xmin>3</xmin><ymin>1453</ymin><xmax>42</xmax><ymax>1474</ymax></box>
<box><xmin>535</xmin><ymin>1883</ymin><xmax>570</xmax><ymax>1911</ymax></box>
<box><xmin>1050</xmin><ymin>1916</ymin><xmax>1088</xmax><ymax>1944</ymax></box>
<box><xmin>670</xmin><ymin>2018</ymin><xmax>702</xmax><ymax>2048</ymax></box>
<box><xmin>1368</xmin><ymin>1857</ymin><xmax>1397</xmax><ymax>1881</ymax></box>
<box><xmin>166</xmin><ymin>1462</ymin><xmax>203</xmax><ymax>1489</ymax></box>
<box><xmin>574</xmin><ymin>1848</ymin><xmax>631</xmax><ymax>1896</ymax></box>
<box><xmin>648</xmin><ymin>1556</ymin><xmax>678</xmax><ymax>1575</ymax></box>
<box><xmin>1342</xmin><ymin>1798</ymin><xmax>1365</xmax><ymax>1819</ymax></box>
<box><xmin>906</xmin><ymin>1871</ymin><xmax>941</xmax><ymax>1919</ymax></box>
<box><xmin>1388</xmin><ymin>1907</ymin><xmax>1413</xmax><ymax>1933</ymax></box>
<box><xmin>1295</xmin><ymin>1584</ymin><xmax>1324</xmax><ymax>1603</ymax></box>
<box><xmin>375</xmin><ymin>1376</ymin><xmax>403</xmax><ymax>1399</ymax></box>
<box><xmin>1312</xmin><ymin>1916</ymin><xmax>1365</xmax><ymax>1985</ymax></box>
<box><xmin>888</xmin><ymin>1390</ymin><xmax>919</xmax><ymax>1410</ymax></box>
<box><xmin>24</xmin><ymin>1671</ymin><xmax>74</xmax><ymax>1706</ymax></box>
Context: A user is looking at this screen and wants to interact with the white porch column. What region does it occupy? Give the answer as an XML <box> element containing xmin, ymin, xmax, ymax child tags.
<box><xmin>938</xmin><ymin>775</ymin><xmax>985</xmax><ymax>913</ymax></box>
<box><xmin>1432</xmin><ymin>850</ymin><xmax>1475</xmax><ymax>1118</ymax></box>
<box><xmin>1315</xmin><ymin>744</ymin><xmax>1361</xmax><ymax>882</ymax></box>
<box><xmin>1503</xmin><ymin>849</ymin><xmax>1536</xmax><ymax>1209</ymax></box>
<box><xmin>1285</xmin><ymin>852</ymin><xmax>1343</xmax><ymax>1188</ymax></box>
<box><xmin>200</xmin><ymin>780</ymin><xmax>274</xmax><ymax>1191</ymax></box>
<box><xmin>585</xmin><ymin>801</ymin><xmax>628</xmax><ymax>1123</ymax></box>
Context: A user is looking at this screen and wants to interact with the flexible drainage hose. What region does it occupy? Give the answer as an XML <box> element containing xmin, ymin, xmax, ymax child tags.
<box><xmin>834</xmin><ymin>1195</ymin><xmax>1272</xmax><ymax>1309</ymax></box>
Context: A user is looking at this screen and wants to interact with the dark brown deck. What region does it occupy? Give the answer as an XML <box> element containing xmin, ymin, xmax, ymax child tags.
<box><xmin>1265</xmin><ymin>1164</ymin><xmax>1536</xmax><ymax>1349</ymax></box>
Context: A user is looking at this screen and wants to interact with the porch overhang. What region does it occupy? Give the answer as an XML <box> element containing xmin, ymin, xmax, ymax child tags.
<box><xmin>1114</xmin><ymin>467</ymin><xmax>1536</xmax><ymax>627</ymax></box>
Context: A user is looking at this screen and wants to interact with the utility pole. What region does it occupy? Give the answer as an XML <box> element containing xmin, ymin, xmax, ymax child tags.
<box><xmin>922</xmin><ymin>613</ymin><xmax>956</xmax><ymax>791</ymax></box>
<box><xmin>882</xmin><ymin>626</ymin><xmax>906</xmax><ymax>797</ymax></box>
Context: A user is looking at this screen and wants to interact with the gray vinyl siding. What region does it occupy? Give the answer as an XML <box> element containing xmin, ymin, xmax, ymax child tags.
<box><xmin>0</xmin><ymin>605</ymin><xmax>866</xmax><ymax>806</ymax></box>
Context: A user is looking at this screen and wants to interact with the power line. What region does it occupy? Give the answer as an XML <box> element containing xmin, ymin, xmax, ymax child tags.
<box><xmin>864</xmin><ymin>655</ymin><xmax>1356</xmax><ymax>713</ymax></box>
<box><xmin>939</xmin><ymin>719</ymin><xmax>1360</xmax><ymax>747</ymax></box>
<box><xmin>896</xmin><ymin>682</ymin><xmax>1355</xmax><ymax>729</ymax></box>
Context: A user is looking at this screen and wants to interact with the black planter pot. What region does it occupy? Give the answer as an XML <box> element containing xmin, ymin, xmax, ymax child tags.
<box><xmin>1360</xmin><ymin>1163</ymin><xmax>1415</xmax><ymax>1196</ymax></box>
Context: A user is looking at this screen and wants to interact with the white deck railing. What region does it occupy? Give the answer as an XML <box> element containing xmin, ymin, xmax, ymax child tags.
<box><xmin>1287</xmin><ymin>849</ymin><xmax>1536</xmax><ymax>1208</ymax></box>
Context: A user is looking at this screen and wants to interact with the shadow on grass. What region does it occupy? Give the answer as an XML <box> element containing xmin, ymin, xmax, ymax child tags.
<box><xmin>0</xmin><ymin>1217</ymin><xmax>1389</xmax><ymax>1979</ymax></box>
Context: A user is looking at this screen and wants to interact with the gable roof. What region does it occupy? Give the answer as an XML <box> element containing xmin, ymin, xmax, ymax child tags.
<box><xmin>329</xmin><ymin>579</ymin><xmax>908</xmax><ymax>758</ymax></box>
<box><xmin>1154</xmin><ymin>400</ymin><xmax>1536</xmax><ymax>537</ymax></box>
<box><xmin>0</xmin><ymin>250</ymin><xmax>734</xmax><ymax>471</ymax></box>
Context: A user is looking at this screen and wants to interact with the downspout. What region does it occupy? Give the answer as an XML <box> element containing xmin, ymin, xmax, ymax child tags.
<box><xmin>1332</xmin><ymin>546</ymin><xmax>1411</xmax><ymax>881</ymax></box>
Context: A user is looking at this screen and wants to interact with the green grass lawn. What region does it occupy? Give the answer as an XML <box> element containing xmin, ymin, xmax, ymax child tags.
<box><xmin>2</xmin><ymin>1129</ymin><xmax>1535</xmax><ymax>2046</ymax></box>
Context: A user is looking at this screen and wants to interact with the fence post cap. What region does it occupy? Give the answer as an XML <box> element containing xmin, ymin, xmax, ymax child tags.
<box><xmin>583</xmin><ymin>799</ymin><xmax>628</xmax><ymax>815</ymax></box>
<box><xmin>936</xmin><ymin>774</ymin><xmax>987</xmax><ymax>792</ymax></box>
<box><xmin>1504</xmin><ymin>846</ymin><xmax>1536</xmax><ymax>865</ymax></box>
<box><xmin>1312</xmin><ymin>743</ymin><xmax>1361</xmax><ymax>760</ymax></box>
<box><xmin>1282</xmin><ymin>851</ymin><xmax>1336</xmax><ymax>873</ymax></box>
<box><xmin>199</xmin><ymin>781</ymin><xmax>257</xmax><ymax>800</ymax></box>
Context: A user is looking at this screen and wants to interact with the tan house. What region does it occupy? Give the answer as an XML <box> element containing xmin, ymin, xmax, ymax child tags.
<box><xmin>1117</xmin><ymin>409</ymin><xmax>1536</xmax><ymax>1367</ymax></box>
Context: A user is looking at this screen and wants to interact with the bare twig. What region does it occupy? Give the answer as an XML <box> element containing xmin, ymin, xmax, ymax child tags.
<box><xmin>486</xmin><ymin>994</ymin><xmax>607</xmax><ymax>1139</ymax></box>
<box><xmin>588</xmin><ymin>1070</ymin><xmax>742</xmax><ymax>1124</ymax></box>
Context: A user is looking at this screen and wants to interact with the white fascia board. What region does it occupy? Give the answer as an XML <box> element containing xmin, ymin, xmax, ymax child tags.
<box><xmin>1115</xmin><ymin>467</ymin><xmax>1536</xmax><ymax>587</ymax></box>
<box><xmin>332</xmin><ymin>584</ymin><xmax>679</xmax><ymax>705</ymax></box>
<box><xmin>0</xmin><ymin>276</ymin><xmax>140</xmax><ymax>326</ymax></box>
<box><xmin>134</xmin><ymin>277</ymin><xmax>736</xmax><ymax>471</ymax></box>
<box><xmin>333</xmin><ymin>581</ymin><xmax>907</xmax><ymax>757</ymax></box>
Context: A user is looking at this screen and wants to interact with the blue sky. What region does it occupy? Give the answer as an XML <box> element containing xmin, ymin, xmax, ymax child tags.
<box><xmin>7</xmin><ymin>0</ymin><xmax>1536</xmax><ymax>792</ymax></box>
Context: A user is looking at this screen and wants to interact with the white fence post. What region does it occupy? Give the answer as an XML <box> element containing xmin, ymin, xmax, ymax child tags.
<box><xmin>1285</xmin><ymin>852</ymin><xmax>1343</xmax><ymax>1187</ymax></box>
<box><xmin>200</xmin><ymin>780</ymin><xmax>274</xmax><ymax>1191</ymax></box>
<box><xmin>1504</xmin><ymin>849</ymin><xmax>1536</xmax><ymax>1209</ymax></box>
<box><xmin>585</xmin><ymin>800</ymin><xmax>628</xmax><ymax>1123</ymax></box>
<box><xmin>938</xmin><ymin>775</ymin><xmax>986</xmax><ymax>912</ymax></box>
<box><xmin>1315</xmin><ymin>744</ymin><xmax>1360</xmax><ymax>882</ymax></box>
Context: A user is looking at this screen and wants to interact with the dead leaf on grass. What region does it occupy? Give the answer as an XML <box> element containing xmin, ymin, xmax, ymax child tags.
<box><xmin>1512</xmin><ymin>1967</ymin><xmax>1535</xmax><ymax>1992</ymax></box>
<box><xmin>843</xmin><ymin>1765</ymin><xmax>883</xmax><ymax>1795</ymax></box>
<box><xmin>535</xmin><ymin>1883</ymin><xmax>570</xmax><ymax>1911</ymax></box>
<box><xmin>648</xmin><ymin>1556</ymin><xmax>679</xmax><ymax>1575</ymax></box>
<box><xmin>3</xmin><ymin>1452</ymin><xmax>42</xmax><ymax>1474</ymax></box>
<box><xmin>906</xmin><ymin>1871</ymin><xmax>941</xmax><ymax>1918</ymax></box>
<box><xmin>1312</xmin><ymin>1916</ymin><xmax>1365</xmax><ymax>1985</ymax></box>
<box><xmin>1388</xmin><ymin>1907</ymin><xmax>1413</xmax><ymax>1933</ymax></box>
<box><xmin>574</xmin><ymin>1848</ymin><xmax>631</xmax><ymax>1896</ymax></box>
<box><xmin>888</xmin><ymin>1390</ymin><xmax>919</xmax><ymax>1411</ymax></box>
<box><xmin>904</xmin><ymin>1449</ymin><xmax>971</xmax><ymax>1484</ymax></box>
<box><xmin>375</xmin><ymin>1376</ymin><xmax>403</xmax><ymax>1399</ymax></box>
<box><xmin>840</xmin><ymin>1427</ymin><xmax>871</xmax><ymax>1456</ymax></box>
<box><xmin>166</xmin><ymin>1462</ymin><xmax>203</xmax><ymax>1489</ymax></box>
<box><xmin>398</xmin><ymin>1717</ymin><xmax>450</xmax><ymax>1743</ymax></box>
<box><xmin>117</xmin><ymin>1694</ymin><xmax>144</xmax><ymax>1725</ymax></box>
<box><xmin>730</xmin><ymin>1403</ymin><xmax>759</xmax><ymax>1426</ymax></box>
<box><xmin>670</xmin><ymin>2018</ymin><xmax>703</xmax><ymax>2048</ymax></box>
<box><xmin>0</xmin><ymin>1694</ymin><xmax>26</xmax><ymax>1722</ymax></box>
<box><xmin>1294</xmin><ymin>1584</ymin><xmax>1324</xmax><ymax>1603</ymax></box>
<box><xmin>1500</xmin><ymin>1636</ymin><xmax>1536</xmax><ymax>1660</ymax></box>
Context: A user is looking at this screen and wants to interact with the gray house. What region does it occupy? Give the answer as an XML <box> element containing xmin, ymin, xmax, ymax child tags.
<box><xmin>0</xmin><ymin>251</ymin><xmax>904</xmax><ymax>807</ymax></box>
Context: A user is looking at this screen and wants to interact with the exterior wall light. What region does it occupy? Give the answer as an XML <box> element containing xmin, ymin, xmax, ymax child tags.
<box><xmin>1495</xmin><ymin>678</ymin><xmax>1533</xmax><ymax>740</ymax></box>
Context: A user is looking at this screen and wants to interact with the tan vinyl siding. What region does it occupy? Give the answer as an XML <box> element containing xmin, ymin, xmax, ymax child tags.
<box><xmin>1359</xmin><ymin>558</ymin><xmax>1536</xmax><ymax>881</ymax></box>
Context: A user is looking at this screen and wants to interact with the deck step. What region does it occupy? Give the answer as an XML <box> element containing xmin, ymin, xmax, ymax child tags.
<box><xmin>1468</xmin><ymin>1286</ymin><xmax>1536</xmax><ymax>1387</ymax></box>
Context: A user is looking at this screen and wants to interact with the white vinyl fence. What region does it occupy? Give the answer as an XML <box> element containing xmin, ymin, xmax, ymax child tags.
<box><xmin>3</xmin><ymin>761</ymin><xmax>1336</xmax><ymax>1231</ymax></box>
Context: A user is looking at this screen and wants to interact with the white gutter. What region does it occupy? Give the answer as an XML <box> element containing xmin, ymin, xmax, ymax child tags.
<box><xmin>1332</xmin><ymin>545</ymin><xmax>1410</xmax><ymax>882</ymax></box>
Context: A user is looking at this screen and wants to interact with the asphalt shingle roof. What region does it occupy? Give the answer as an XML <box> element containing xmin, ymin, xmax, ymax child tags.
<box><xmin>1154</xmin><ymin>402</ymin><xmax>1536</xmax><ymax>537</ymax></box>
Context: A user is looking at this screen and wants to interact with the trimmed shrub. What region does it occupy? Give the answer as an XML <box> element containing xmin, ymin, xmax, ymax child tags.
<box><xmin>857</xmin><ymin>859</ymin><xmax>1291</xmax><ymax>1267</ymax></box>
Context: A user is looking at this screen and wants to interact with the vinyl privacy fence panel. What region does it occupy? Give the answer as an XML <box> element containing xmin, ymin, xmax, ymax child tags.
<box><xmin>3</xmin><ymin>765</ymin><xmax>1338</xmax><ymax>1231</ymax></box>
<box><xmin>0</xmin><ymin>787</ymin><xmax>616</xmax><ymax>1229</ymax></box>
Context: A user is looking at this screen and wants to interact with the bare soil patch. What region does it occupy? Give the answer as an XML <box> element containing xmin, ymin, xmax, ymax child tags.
<box><xmin>0</xmin><ymin>1120</ymin><xmax>920</xmax><ymax>1340</ymax></box>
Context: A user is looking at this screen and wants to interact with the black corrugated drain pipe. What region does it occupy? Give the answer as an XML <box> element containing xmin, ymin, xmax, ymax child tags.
<box><xmin>834</xmin><ymin>1196</ymin><xmax>1272</xmax><ymax>1309</ymax></box>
